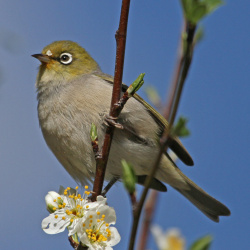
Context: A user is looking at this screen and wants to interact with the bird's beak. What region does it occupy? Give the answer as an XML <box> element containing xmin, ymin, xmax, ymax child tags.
<box><xmin>32</xmin><ymin>54</ymin><xmax>51</xmax><ymax>63</ymax></box>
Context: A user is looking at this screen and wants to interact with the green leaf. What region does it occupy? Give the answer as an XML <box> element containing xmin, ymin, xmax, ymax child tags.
<box><xmin>192</xmin><ymin>4</ymin><xmax>208</xmax><ymax>23</ymax></box>
<box><xmin>189</xmin><ymin>235</ymin><xmax>213</xmax><ymax>250</ymax></box>
<box><xmin>90</xmin><ymin>123</ymin><xmax>98</xmax><ymax>141</ymax></box>
<box><xmin>206</xmin><ymin>0</ymin><xmax>224</xmax><ymax>14</ymax></box>
<box><xmin>194</xmin><ymin>25</ymin><xmax>205</xmax><ymax>45</ymax></box>
<box><xmin>172</xmin><ymin>116</ymin><xmax>190</xmax><ymax>138</ymax></box>
<box><xmin>121</xmin><ymin>159</ymin><xmax>137</xmax><ymax>194</ymax></box>
<box><xmin>180</xmin><ymin>0</ymin><xmax>224</xmax><ymax>24</ymax></box>
<box><xmin>71</xmin><ymin>233</ymin><xmax>79</xmax><ymax>244</ymax></box>
<box><xmin>127</xmin><ymin>73</ymin><xmax>145</xmax><ymax>96</ymax></box>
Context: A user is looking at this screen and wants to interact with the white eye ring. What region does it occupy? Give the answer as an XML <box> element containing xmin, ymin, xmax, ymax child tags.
<box><xmin>59</xmin><ymin>53</ymin><xmax>73</xmax><ymax>65</ymax></box>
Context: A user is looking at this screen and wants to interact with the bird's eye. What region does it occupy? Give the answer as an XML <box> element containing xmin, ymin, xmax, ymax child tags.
<box><xmin>59</xmin><ymin>53</ymin><xmax>73</xmax><ymax>65</ymax></box>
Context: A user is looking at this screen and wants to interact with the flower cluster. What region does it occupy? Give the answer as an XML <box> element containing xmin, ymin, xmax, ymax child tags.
<box><xmin>42</xmin><ymin>186</ymin><xmax>120</xmax><ymax>249</ymax></box>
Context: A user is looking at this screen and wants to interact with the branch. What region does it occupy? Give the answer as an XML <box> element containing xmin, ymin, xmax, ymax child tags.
<box><xmin>68</xmin><ymin>236</ymin><xmax>88</xmax><ymax>250</ymax></box>
<box><xmin>137</xmin><ymin>189</ymin><xmax>159</xmax><ymax>250</ymax></box>
<box><xmin>131</xmin><ymin>20</ymin><xmax>197</xmax><ymax>250</ymax></box>
<box><xmin>91</xmin><ymin>0</ymin><xmax>131</xmax><ymax>201</ymax></box>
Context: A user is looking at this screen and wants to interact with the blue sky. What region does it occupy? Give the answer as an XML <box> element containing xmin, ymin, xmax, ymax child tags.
<box><xmin>1</xmin><ymin>1</ymin><xmax>249</xmax><ymax>249</ymax></box>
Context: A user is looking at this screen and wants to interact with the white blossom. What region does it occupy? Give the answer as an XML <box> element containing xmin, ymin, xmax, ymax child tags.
<box><xmin>42</xmin><ymin>186</ymin><xmax>104</xmax><ymax>235</ymax></box>
<box><xmin>151</xmin><ymin>225</ymin><xmax>185</xmax><ymax>250</ymax></box>
<box><xmin>42</xmin><ymin>186</ymin><xmax>120</xmax><ymax>249</ymax></box>
<box><xmin>72</xmin><ymin>204</ymin><xmax>121</xmax><ymax>249</ymax></box>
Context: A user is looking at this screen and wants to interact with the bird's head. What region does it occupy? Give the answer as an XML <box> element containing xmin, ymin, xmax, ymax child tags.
<box><xmin>32</xmin><ymin>40</ymin><xmax>100</xmax><ymax>83</ymax></box>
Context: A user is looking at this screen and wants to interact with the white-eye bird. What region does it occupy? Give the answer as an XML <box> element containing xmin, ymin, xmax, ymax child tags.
<box><xmin>33</xmin><ymin>40</ymin><xmax>230</xmax><ymax>222</ymax></box>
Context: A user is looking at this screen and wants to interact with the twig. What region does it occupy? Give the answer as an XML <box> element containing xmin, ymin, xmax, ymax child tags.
<box><xmin>137</xmin><ymin>189</ymin><xmax>159</xmax><ymax>250</ymax></box>
<box><xmin>137</xmin><ymin>23</ymin><xmax>185</xmax><ymax>250</ymax></box>
<box><xmin>130</xmin><ymin>193</ymin><xmax>137</xmax><ymax>213</ymax></box>
<box><xmin>68</xmin><ymin>236</ymin><xmax>88</xmax><ymax>250</ymax></box>
<box><xmin>131</xmin><ymin>20</ymin><xmax>196</xmax><ymax>250</ymax></box>
<box><xmin>91</xmin><ymin>0</ymin><xmax>131</xmax><ymax>201</ymax></box>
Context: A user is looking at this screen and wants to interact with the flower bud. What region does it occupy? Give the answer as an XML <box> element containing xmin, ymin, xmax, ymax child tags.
<box><xmin>127</xmin><ymin>73</ymin><xmax>145</xmax><ymax>96</ymax></box>
<box><xmin>45</xmin><ymin>191</ymin><xmax>62</xmax><ymax>213</ymax></box>
<box><xmin>90</xmin><ymin>123</ymin><xmax>98</xmax><ymax>141</ymax></box>
<box><xmin>121</xmin><ymin>159</ymin><xmax>137</xmax><ymax>194</ymax></box>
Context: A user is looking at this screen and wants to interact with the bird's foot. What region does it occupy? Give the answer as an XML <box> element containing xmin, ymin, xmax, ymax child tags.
<box><xmin>104</xmin><ymin>115</ymin><xmax>124</xmax><ymax>129</ymax></box>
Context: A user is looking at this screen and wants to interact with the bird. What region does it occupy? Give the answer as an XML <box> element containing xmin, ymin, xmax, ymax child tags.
<box><xmin>32</xmin><ymin>40</ymin><xmax>230</xmax><ymax>222</ymax></box>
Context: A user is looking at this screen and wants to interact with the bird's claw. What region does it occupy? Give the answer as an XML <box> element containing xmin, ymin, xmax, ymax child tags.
<box><xmin>104</xmin><ymin>115</ymin><xmax>124</xmax><ymax>129</ymax></box>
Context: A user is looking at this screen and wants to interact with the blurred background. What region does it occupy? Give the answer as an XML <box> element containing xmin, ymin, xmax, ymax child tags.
<box><xmin>1</xmin><ymin>0</ymin><xmax>249</xmax><ymax>249</ymax></box>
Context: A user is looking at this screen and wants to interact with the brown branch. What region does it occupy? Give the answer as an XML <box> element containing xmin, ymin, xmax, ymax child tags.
<box><xmin>164</xmin><ymin>28</ymin><xmax>184</xmax><ymax>121</ymax></box>
<box><xmin>137</xmin><ymin>189</ymin><xmax>159</xmax><ymax>250</ymax></box>
<box><xmin>68</xmin><ymin>236</ymin><xmax>88</xmax><ymax>250</ymax></box>
<box><xmin>137</xmin><ymin>24</ymin><xmax>184</xmax><ymax>250</ymax></box>
<box><xmin>91</xmin><ymin>0</ymin><xmax>131</xmax><ymax>201</ymax></box>
<box><xmin>130</xmin><ymin>193</ymin><xmax>137</xmax><ymax>213</ymax></box>
<box><xmin>131</xmin><ymin>20</ymin><xmax>197</xmax><ymax>250</ymax></box>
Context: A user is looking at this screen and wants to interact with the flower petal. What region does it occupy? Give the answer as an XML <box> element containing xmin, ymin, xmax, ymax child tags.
<box><xmin>97</xmin><ymin>206</ymin><xmax>116</xmax><ymax>224</ymax></box>
<box><xmin>96</xmin><ymin>195</ymin><xmax>107</xmax><ymax>205</ymax></box>
<box><xmin>42</xmin><ymin>213</ymin><xmax>70</xmax><ymax>234</ymax></box>
<box><xmin>106</xmin><ymin>227</ymin><xmax>121</xmax><ymax>247</ymax></box>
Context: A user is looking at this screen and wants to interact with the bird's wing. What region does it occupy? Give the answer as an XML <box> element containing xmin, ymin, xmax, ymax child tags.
<box><xmin>95</xmin><ymin>73</ymin><xmax>194</xmax><ymax>166</ymax></box>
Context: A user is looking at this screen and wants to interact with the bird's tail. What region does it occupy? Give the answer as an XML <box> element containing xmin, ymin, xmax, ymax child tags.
<box><xmin>156</xmin><ymin>156</ymin><xmax>230</xmax><ymax>222</ymax></box>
